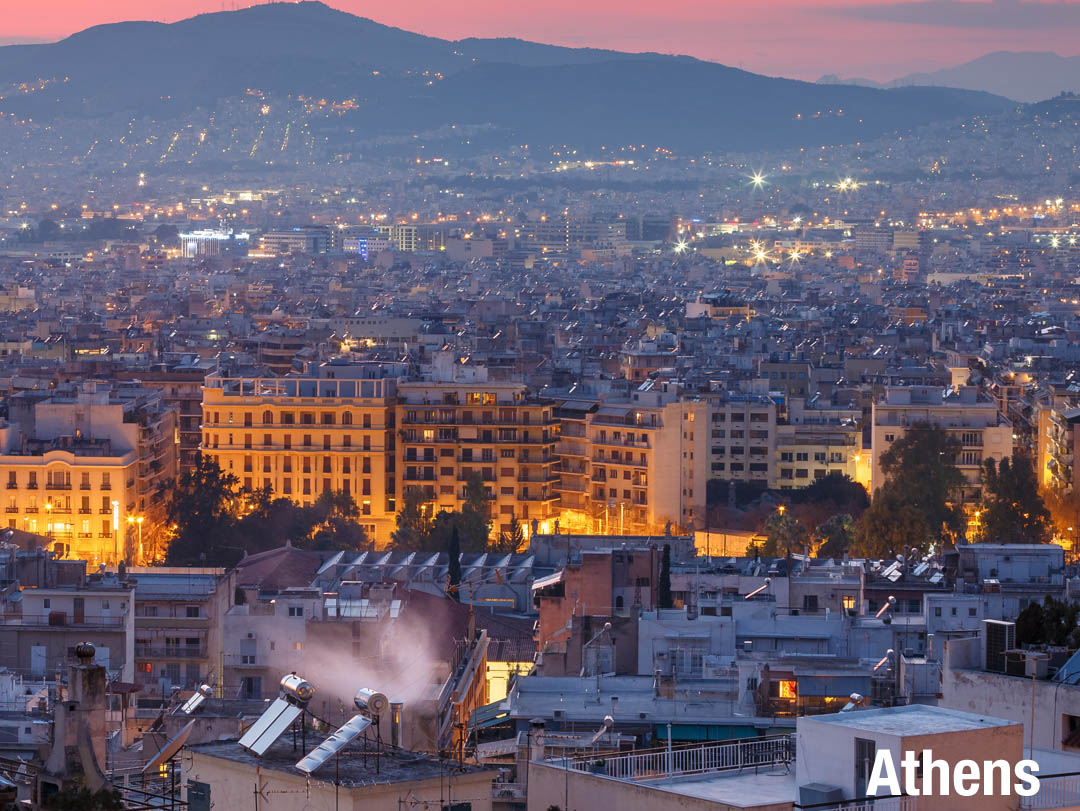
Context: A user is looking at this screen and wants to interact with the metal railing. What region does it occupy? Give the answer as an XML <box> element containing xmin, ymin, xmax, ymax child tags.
<box><xmin>1023</xmin><ymin>771</ymin><xmax>1080</xmax><ymax>809</ymax></box>
<box><xmin>796</xmin><ymin>798</ymin><xmax>914</xmax><ymax>811</ymax></box>
<box><xmin>566</xmin><ymin>735</ymin><xmax>793</xmax><ymax>782</ymax></box>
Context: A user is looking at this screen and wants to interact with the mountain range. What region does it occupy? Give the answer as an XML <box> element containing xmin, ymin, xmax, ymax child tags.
<box><xmin>819</xmin><ymin>51</ymin><xmax>1080</xmax><ymax>103</ymax></box>
<box><xmin>0</xmin><ymin>2</ymin><xmax>1017</xmax><ymax>159</ymax></box>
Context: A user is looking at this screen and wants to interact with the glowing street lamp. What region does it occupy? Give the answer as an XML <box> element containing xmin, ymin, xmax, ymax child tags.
<box><xmin>750</xmin><ymin>172</ymin><xmax>766</xmax><ymax>189</ymax></box>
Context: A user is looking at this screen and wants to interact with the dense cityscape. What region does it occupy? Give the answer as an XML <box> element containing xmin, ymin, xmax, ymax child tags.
<box><xmin>1</xmin><ymin>2</ymin><xmax>1080</xmax><ymax>810</ymax></box>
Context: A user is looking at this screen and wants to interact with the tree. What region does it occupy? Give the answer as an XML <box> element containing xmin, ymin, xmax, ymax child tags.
<box><xmin>391</xmin><ymin>486</ymin><xmax>432</xmax><ymax>550</ymax></box>
<box><xmin>658</xmin><ymin>544</ymin><xmax>673</xmax><ymax>609</ymax></box>
<box><xmin>165</xmin><ymin>453</ymin><xmax>239</xmax><ymax>565</ymax></box>
<box><xmin>1016</xmin><ymin>596</ymin><xmax>1080</xmax><ymax>647</ymax></box>
<box><xmin>37</xmin><ymin>218</ymin><xmax>61</xmax><ymax>242</ymax></box>
<box><xmin>854</xmin><ymin>489</ymin><xmax>931</xmax><ymax>558</ymax></box>
<box><xmin>447</xmin><ymin>525</ymin><xmax>462</xmax><ymax>601</ymax></box>
<box><xmin>796</xmin><ymin>472</ymin><xmax>869</xmax><ymax>514</ymax></box>
<box><xmin>459</xmin><ymin>472</ymin><xmax>493</xmax><ymax>551</ymax></box>
<box><xmin>856</xmin><ymin>422</ymin><xmax>965</xmax><ymax>554</ymax></box>
<box><xmin>758</xmin><ymin>509</ymin><xmax>807</xmax><ymax>557</ymax></box>
<box><xmin>815</xmin><ymin>513</ymin><xmax>855</xmax><ymax>558</ymax></box>
<box><xmin>494</xmin><ymin>516</ymin><xmax>526</xmax><ymax>554</ymax></box>
<box><xmin>305</xmin><ymin>489</ymin><xmax>369</xmax><ymax>550</ymax></box>
<box><xmin>977</xmin><ymin>453</ymin><xmax>1051</xmax><ymax>544</ymax></box>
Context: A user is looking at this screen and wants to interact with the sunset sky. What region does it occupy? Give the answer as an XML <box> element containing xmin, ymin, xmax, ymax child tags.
<box><xmin>2</xmin><ymin>0</ymin><xmax>1080</xmax><ymax>80</ymax></box>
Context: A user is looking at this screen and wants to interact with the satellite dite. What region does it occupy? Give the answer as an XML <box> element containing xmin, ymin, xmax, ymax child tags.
<box><xmin>239</xmin><ymin>673</ymin><xmax>316</xmax><ymax>756</ymax></box>
<box><xmin>295</xmin><ymin>687</ymin><xmax>389</xmax><ymax>774</ymax></box>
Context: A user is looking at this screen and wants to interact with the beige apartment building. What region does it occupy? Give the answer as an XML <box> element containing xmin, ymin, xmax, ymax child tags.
<box><xmin>553</xmin><ymin>382</ymin><xmax>707</xmax><ymax>535</ymax></box>
<box><xmin>397</xmin><ymin>377</ymin><xmax>559</xmax><ymax>536</ymax></box>
<box><xmin>0</xmin><ymin>381</ymin><xmax>177</xmax><ymax>564</ymax></box>
<box><xmin>200</xmin><ymin>364</ymin><xmax>399</xmax><ymax>544</ymax></box>
<box><xmin>871</xmin><ymin>385</ymin><xmax>1012</xmax><ymax>501</ymax></box>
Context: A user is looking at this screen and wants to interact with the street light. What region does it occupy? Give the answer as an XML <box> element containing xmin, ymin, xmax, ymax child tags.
<box><xmin>128</xmin><ymin>515</ymin><xmax>144</xmax><ymax>563</ymax></box>
<box><xmin>111</xmin><ymin>500</ymin><xmax>120</xmax><ymax>565</ymax></box>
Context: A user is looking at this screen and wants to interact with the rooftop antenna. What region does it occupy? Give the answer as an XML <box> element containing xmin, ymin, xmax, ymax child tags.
<box><xmin>875</xmin><ymin>596</ymin><xmax>897</xmax><ymax>623</ymax></box>
<box><xmin>239</xmin><ymin>673</ymin><xmax>315</xmax><ymax>756</ymax></box>
<box><xmin>745</xmin><ymin>577</ymin><xmax>771</xmax><ymax>600</ymax></box>
<box><xmin>874</xmin><ymin>649</ymin><xmax>895</xmax><ymax>671</ymax></box>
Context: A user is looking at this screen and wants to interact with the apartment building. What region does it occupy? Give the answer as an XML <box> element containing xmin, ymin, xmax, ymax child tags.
<box><xmin>397</xmin><ymin>375</ymin><xmax>558</xmax><ymax>535</ymax></box>
<box><xmin>115</xmin><ymin>354</ymin><xmax>219</xmax><ymax>475</ymax></box>
<box><xmin>0</xmin><ymin>381</ymin><xmax>178</xmax><ymax>564</ymax></box>
<box><xmin>125</xmin><ymin>566</ymin><xmax>236</xmax><ymax>700</ymax></box>
<box><xmin>200</xmin><ymin>363</ymin><xmax>399</xmax><ymax>544</ymax></box>
<box><xmin>705</xmin><ymin>392</ymin><xmax>778</xmax><ymax>488</ymax></box>
<box><xmin>870</xmin><ymin>385</ymin><xmax>1012</xmax><ymax>500</ymax></box>
<box><xmin>0</xmin><ymin>571</ymin><xmax>135</xmax><ymax>682</ymax></box>
<box><xmin>552</xmin><ymin>382</ymin><xmax>706</xmax><ymax>535</ymax></box>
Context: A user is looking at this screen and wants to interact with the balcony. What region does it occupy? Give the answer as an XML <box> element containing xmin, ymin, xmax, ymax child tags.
<box><xmin>13</xmin><ymin>613</ymin><xmax>127</xmax><ymax>630</ymax></box>
<box><xmin>135</xmin><ymin>644</ymin><xmax>208</xmax><ymax>660</ymax></box>
<box><xmin>46</xmin><ymin>483</ymin><xmax>72</xmax><ymax>491</ymax></box>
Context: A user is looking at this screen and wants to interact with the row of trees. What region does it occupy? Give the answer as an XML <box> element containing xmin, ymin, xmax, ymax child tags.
<box><xmin>756</xmin><ymin>423</ymin><xmax>1054</xmax><ymax>560</ymax></box>
<box><xmin>165</xmin><ymin>454</ymin><xmax>372</xmax><ymax>565</ymax></box>
<box><xmin>391</xmin><ymin>472</ymin><xmax>528</xmax><ymax>555</ymax></box>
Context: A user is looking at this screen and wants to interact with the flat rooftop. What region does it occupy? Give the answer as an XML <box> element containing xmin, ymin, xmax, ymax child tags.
<box><xmin>188</xmin><ymin>736</ymin><xmax>492</xmax><ymax>787</ymax></box>
<box><xmin>648</xmin><ymin>770</ymin><xmax>795</xmax><ymax>808</ymax></box>
<box><xmin>807</xmin><ymin>704</ymin><xmax>1015</xmax><ymax>736</ymax></box>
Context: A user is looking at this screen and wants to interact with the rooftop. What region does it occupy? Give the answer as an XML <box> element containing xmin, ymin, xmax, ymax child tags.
<box><xmin>188</xmin><ymin>736</ymin><xmax>493</xmax><ymax>787</ymax></box>
<box><xmin>807</xmin><ymin>704</ymin><xmax>1015</xmax><ymax>735</ymax></box>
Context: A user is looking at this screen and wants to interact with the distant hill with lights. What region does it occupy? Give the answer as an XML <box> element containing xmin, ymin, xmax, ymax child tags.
<box><xmin>0</xmin><ymin>1</ymin><xmax>1015</xmax><ymax>164</ymax></box>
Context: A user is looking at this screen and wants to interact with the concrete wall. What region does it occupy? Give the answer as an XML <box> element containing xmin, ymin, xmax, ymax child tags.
<box><xmin>185</xmin><ymin>751</ymin><xmax>497</xmax><ymax>811</ymax></box>
<box><xmin>526</xmin><ymin>761</ymin><xmax>790</xmax><ymax>811</ymax></box>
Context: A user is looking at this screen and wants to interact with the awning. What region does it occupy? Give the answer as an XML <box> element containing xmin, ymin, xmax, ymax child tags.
<box><xmin>797</xmin><ymin>674</ymin><xmax>870</xmax><ymax>698</ymax></box>
<box><xmin>531</xmin><ymin>570</ymin><xmax>565</xmax><ymax>591</ymax></box>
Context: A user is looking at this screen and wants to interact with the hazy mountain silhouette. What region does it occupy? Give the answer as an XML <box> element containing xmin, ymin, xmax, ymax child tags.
<box><xmin>0</xmin><ymin>1</ymin><xmax>1014</xmax><ymax>156</ymax></box>
<box><xmin>819</xmin><ymin>52</ymin><xmax>1080</xmax><ymax>103</ymax></box>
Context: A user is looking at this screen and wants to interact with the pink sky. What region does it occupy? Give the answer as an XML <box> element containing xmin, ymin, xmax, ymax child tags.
<box><xmin>3</xmin><ymin>0</ymin><xmax>1080</xmax><ymax>80</ymax></box>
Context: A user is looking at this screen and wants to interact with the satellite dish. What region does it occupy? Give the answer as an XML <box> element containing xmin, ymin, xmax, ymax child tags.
<box><xmin>144</xmin><ymin>720</ymin><xmax>196</xmax><ymax>773</ymax></box>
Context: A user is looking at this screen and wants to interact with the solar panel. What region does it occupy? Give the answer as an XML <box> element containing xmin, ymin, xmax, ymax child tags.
<box><xmin>239</xmin><ymin>698</ymin><xmax>304</xmax><ymax>756</ymax></box>
<box><xmin>912</xmin><ymin>563</ymin><xmax>929</xmax><ymax>577</ymax></box>
<box><xmin>295</xmin><ymin>714</ymin><xmax>372</xmax><ymax>774</ymax></box>
<box><xmin>180</xmin><ymin>684</ymin><xmax>214</xmax><ymax>715</ymax></box>
<box><xmin>929</xmin><ymin>572</ymin><xmax>944</xmax><ymax>584</ymax></box>
<box><xmin>886</xmin><ymin>568</ymin><xmax>903</xmax><ymax>582</ymax></box>
<box><xmin>144</xmin><ymin>720</ymin><xmax>196</xmax><ymax>773</ymax></box>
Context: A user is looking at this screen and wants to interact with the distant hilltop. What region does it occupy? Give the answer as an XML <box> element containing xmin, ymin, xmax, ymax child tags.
<box><xmin>0</xmin><ymin>1</ymin><xmax>1013</xmax><ymax>161</ymax></box>
<box><xmin>818</xmin><ymin>51</ymin><xmax>1080</xmax><ymax>103</ymax></box>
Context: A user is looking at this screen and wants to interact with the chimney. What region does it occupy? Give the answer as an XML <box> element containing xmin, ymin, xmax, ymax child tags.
<box><xmin>40</xmin><ymin>643</ymin><xmax>110</xmax><ymax>798</ymax></box>
<box><xmin>390</xmin><ymin>700</ymin><xmax>404</xmax><ymax>748</ymax></box>
<box><xmin>529</xmin><ymin>718</ymin><xmax>546</xmax><ymax>764</ymax></box>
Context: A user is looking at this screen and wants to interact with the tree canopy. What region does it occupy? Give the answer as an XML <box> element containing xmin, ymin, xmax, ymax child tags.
<box><xmin>855</xmin><ymin>422</ymin><xmax>965</xmax><ymax>556</ymax></box>
<box><xmin>165</xmin><ymin>454</ymin><xmax>370</xmax><ymax>565</ymax></box>
<box><xmin>976</xmin><ymin>452</ymin><xmax>1051</xmax><ymax>543</ymax></box>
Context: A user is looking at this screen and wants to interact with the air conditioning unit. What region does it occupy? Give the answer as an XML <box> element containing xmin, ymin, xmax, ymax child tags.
<box><xmin>984</xmin><ymin>619</ymin><xmax>1016</xmax><ymax>673</ymax></box>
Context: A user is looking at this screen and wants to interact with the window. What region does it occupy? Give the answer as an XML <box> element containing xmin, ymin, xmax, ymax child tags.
<box><xmin>803</xmin><ymin>595</ymin><xmax>819</xmax><ymax>612</ymax></box>
<box><xmin>288</xmin><ymin>606</ymin><xmax>303</xmax><ymax>617</ymax></box>
<box><xmin>842</xmin><ymin>595</ymin><xmax>855</xmax><ymax>611</ymax></box>
<box><xmin>186</xmin><ymin>606</ymin><xmax>199</xmax><ymax>618</ymax></box>
<box><xmin>855</xmin><ymin>738</ymin><xmax>876</xmax><ymax>796</ymax></box>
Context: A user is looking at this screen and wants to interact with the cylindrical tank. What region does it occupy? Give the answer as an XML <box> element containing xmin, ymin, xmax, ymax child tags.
<box><xmin>354</xmin><ymin>687</ymin><xmax>389</xmax><ymax>717</ymax></box>
<box><xmin>280</xmin><ymin>673</ymin><xmax>315</xmax><ymax>703</ymax></box>
<box><xmin>390</xmin><ymin>700</ymin><xmax>404</xmax><ymax>747</ymax></box>
<box><xmin>197</xmin><ymin>683</ymin><xmax>214</xmax><ymax>698</ymax></box>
